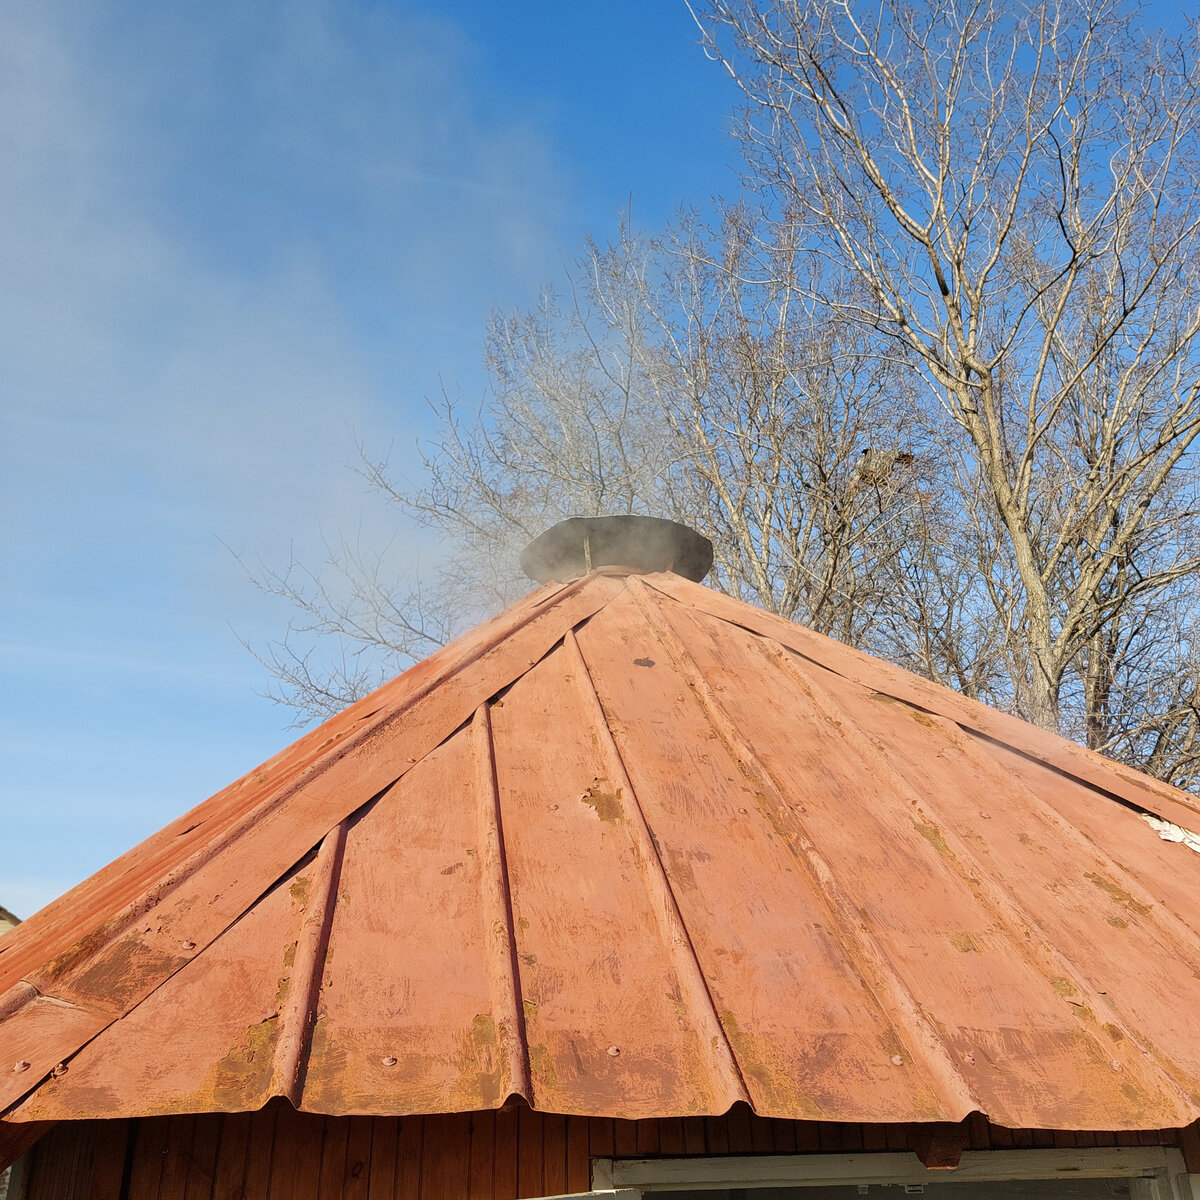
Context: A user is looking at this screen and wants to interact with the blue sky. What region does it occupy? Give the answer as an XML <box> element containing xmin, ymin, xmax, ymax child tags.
<box><xmin>1</xmin><ymin>1</ymin><xmax>741</xmax><ymax>916</ymax></box>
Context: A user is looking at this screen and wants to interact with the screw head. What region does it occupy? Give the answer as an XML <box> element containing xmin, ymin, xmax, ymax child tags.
<box><xmin>607</xmin><ymin>1045</ymin><xmax>621</xmax><ymax>1057</ymax></box>
<box><xmin>891</xmin><ymin>1055</ymin><xmax>904</xmax><ymax>1066</ymax></box>
<box><xmin>180</xmin><ymin>939</ymin><xmax>196</xmax><ymax>951</ymax></box>
<box><xmin>381</xmin><ymin>1055</ymin><xmax>398</xmax><ymax>1067</ymax></box>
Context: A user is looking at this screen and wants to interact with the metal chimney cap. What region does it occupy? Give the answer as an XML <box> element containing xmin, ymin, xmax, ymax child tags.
<box><xmin>520</xmin><ymin>516</ymin><xmax>714</xmax><ymax>584</ymax></box>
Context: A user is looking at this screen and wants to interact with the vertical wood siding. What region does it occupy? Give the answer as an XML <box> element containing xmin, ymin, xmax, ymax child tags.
<box><xmin>15</xmin><ymin>1104</ymin><xmax>1193</xmax><ymax>1200</ymax></box>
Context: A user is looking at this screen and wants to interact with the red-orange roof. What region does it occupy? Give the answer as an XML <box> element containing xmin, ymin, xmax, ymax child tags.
<box><xmin>3</xmin><ymin>568</ymin><xmax>1200</xmax><ymax>1131</ymax></box>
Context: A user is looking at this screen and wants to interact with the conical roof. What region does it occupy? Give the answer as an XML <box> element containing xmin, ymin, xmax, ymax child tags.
<box><xmin>3</xmin><ymin>566</ymin><xmax>1200</xmax><ymax>1131</ymax></box>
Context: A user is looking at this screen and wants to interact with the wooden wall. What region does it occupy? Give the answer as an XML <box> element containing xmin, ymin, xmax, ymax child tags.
<box><xmin>10</xmin><ymin>1103</ymin><xmax>1197</xmax><ymax>1200</ymax></box>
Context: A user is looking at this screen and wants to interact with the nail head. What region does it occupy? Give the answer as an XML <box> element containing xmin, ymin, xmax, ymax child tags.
<box><xmin>607</xmin><ymin>1045</ymin><xmax>621</xmax><ymax>1057</ymax></box>
<box><xmin>891</xmin><ymin>1055</ymin><xmax>904</xmax><ymax>1066</ymax></box>
<box><xmin>13</xmin><ymin>1061</ymin><xmax>29</xmax><ymax>1073</ymax></box>
<box><xmin>382</xmin><ymin>1055</ymin><xmax>398</xmax><ymax>1067</ymax></box>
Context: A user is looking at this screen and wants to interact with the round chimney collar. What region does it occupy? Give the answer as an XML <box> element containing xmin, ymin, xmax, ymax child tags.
<box><xmin>520</xmin><ymin>516</ymin><xmax>713</xmax><ymax>584</ymax></box>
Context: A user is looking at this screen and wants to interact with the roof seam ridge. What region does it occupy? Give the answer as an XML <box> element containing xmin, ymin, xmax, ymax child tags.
<box><xmin>562</xmin><ymin>624</ymin><xmax>752</xmax><ymax>1110</ymax></box>
<box><xmin>933</xmin><ymin>750</ymin><xmax>1200</xmax><ymax>1112</ymax></box>
<box><xmin>11</xmin><ymin>576</ymin><xmax>623</xmax><ymax>1002</ymax></box>
<box><xmin>0</xmin><ymin>983</ymin><xmax>94</xmax><ymax>1120</ymax></box>
<box><xmin>761</xmin><ymin>637</ymin><xmax>1200</xmax><ymax>1121</ymax></box>
<box><xmin>269</xmin><ymin>817</ymin><xmax>348</xmax><ymax>1103</ymax></box>
<box><xmin>0</xmin><ymin>982</ymin><xmax>40</xmax><ymax>1026</ymax></box>
<box><xmin>0</xmin><ymin>579</ymin><xmax>629</xmax><ymax>1115</ymax></box>
<box><xmin>472</xmin><ymin>702</ymin><xmax>533</xmax><ymax>1107</ymax></box>
<box><xmin>7</xmin><ymin>578</ymin><xmax>625</xmax><ymax>1057</ymax></box>
<box><xmin>962</xmin><ymin>726</ymin><xmax>1200</xmax><ymax>835</ymax></box>
<box><xmin>0</xmin><ymin>685</ymin><xmax>403</xmax><ymax>979</ymax></box>
<box><xmin>4</xmin><ymin>804</ymin><xmax>367</xmax><ymax>1120</ymax></box>
<box><xmin>958</xmin><ymin>729</ymin><xmax>1200</xmax><ymax>981</ymax></box>
<box><xmin>627</xmin><ymin>579</ymin><xmax>983</xmax><ymax>1119</ymax></box>
<box><xmin>639</xmin><ymin>573</ymin><xmax>1200</xmax><ymax>827</ymax></box>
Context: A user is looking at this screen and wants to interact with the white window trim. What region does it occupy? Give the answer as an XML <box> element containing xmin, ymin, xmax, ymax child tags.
<box><xmin>577</xmin><ymin>1147</ymin><xmax>1199</xmax><ymax>1200</ymax></box>
<box><xmin>534</xmin><ymin>1193</ymin><xmax>641</xmax><ymax>1200</ymax></box>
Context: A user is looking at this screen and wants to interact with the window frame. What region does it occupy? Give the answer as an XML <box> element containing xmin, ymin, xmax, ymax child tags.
<box><xmin>581</xmin><ymin>1146</ymin><xmax>1198</xmax><ymax>1200</ymax></box>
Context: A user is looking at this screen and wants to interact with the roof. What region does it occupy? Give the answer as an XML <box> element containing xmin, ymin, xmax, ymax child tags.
<box><xmin>3</xmin><ymin>567</ymin><xmax>1200</xmax><ymax>1131</ymax></box>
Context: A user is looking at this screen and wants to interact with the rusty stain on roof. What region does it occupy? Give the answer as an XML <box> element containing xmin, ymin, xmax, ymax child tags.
<box><xmin>3</xmin><ymin>565</ymin><xmax>1200</xmax><ymax>1131</ymax></box>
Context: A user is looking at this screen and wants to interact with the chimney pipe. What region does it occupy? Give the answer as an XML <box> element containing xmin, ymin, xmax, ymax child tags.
<box><xmin>520</xmin><ymin>516</ymin><xmax>713</xmax><ymax>584</ymax></box>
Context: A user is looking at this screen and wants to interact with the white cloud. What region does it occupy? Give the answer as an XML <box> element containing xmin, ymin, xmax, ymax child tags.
<box><xmin>0</xmin><ymin>0</ymin><xmax>572</xmax><ymax>913</ymax></box>
<box><xmin>0</xmin><ymin>0</ymin><xmax>576</xmax><ymax>619</ymax></box>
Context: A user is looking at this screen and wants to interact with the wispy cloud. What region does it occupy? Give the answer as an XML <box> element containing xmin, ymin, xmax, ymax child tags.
<box><xmin>0</xmin><ymin>0</ymin><xmax>572</xmax><ymax>914</ymax></box>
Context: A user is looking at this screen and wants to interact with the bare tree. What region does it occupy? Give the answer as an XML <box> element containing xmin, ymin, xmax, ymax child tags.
<box><xmin>642</xmin><ymin>207</ymin><xmax>928</xmax><ymax>643</ymax></box>
<box><xmin>255</xmin><ymin>0</ymin><xmax>1200</xmax><ymax>792</ymax></box>
<box><xmin>696</xmin><ymin>0</ymin><xmax>1200</xmax><ymax>771</ymax></box>
<box><xmin>250</xmin><ymin>211</ymin><xmax>929</xmax><ymax>720</ymax></box>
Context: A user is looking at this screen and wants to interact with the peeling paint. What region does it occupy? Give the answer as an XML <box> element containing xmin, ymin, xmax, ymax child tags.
<box><xmin>209</xmin><ymin>1015</ymin><xmax>279</xmax><ymax>1111</ymax></box>
<box><xmin>1084</xmin><ymin>872</ymin><xmax>1152</xmax><ymax>917</ymax></box>
<box><xmin>57</xmin><ymin>935</ymin><xmax>186</xmax><ymax>1013</ymax></box>
<box><xmin>581</xmin><ymin>779</ymin><xmax>624</xmax><ymax>823</ymax></box>
<box><xmin>912</xmin><ymin>819</ymin><xmax>951</xmax><ymax>856</ymax></box>
<box><xmin>469</xmin><ymin>1013</ymin><xmax>504</xmax><ymax>1108</ymax></box>
<box><xmin>529</xmin><ymin>1043</ymin><xmax>558</xmax><ymax>1090</ymax></box>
